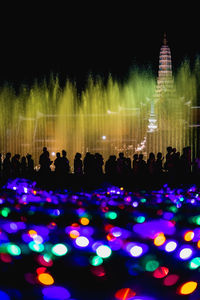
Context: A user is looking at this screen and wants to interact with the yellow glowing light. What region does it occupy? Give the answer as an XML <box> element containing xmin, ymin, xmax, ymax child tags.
<box><xmin>69</xmin><ymin>230</ymin><xmax>80</xmax><ymax>239</ymax></box>
<box><xmin>197</xmin><ymin>240</ymin><xmax>200</xmax><ymax>248</ymax></box>
<box><xmin>154</xmin><ymin>233</ymin><xmax>166</xmax><ymax>246</ymax></box>
<box><xmin>38</xmin><ymin>273</ymin><xmax>54</xmax><ymax>285</ymax></box>
<box><xmin>179</xmin><ymin>281</ymin><xmax>197</xmax><ymax>295</ymax></box>
<box><xmin>184</xmin><ymin>231</ymin><xmax>194</xmax><ymax>242</ymax></box>
<box><xmin>28</xmin><ymin>230</ymin><xmax>37</xmax><ymax>238</ymax></box>
<box><xmin>80</xmin><ymin>217</ymin><xmax>90</xmax><ymax>226</ymax></box>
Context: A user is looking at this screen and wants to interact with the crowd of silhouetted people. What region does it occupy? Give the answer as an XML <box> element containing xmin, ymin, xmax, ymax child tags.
<box><xmin>0</xmin><ymin>146</ymin><xmax>200</xmax><ymax>190</ymax></box>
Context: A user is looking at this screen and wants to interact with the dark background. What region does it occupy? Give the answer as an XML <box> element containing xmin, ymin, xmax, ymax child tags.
<box><xmin>0</xmin><ymin>3</ymin><xmax>199</xmax><ymax>91</ymax></box>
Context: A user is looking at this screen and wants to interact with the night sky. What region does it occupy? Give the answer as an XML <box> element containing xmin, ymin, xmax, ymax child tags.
<box><xmin>0</xmin><ymin>3</ymin><xmax>199</xmax><ymax>90</ymax></box>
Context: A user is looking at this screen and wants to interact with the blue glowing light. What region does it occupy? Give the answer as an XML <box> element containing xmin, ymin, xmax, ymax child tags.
<box><xmin>42</xmin><ymin>286</ymin><xmax>71</xmax><ymax>299</ymax></box>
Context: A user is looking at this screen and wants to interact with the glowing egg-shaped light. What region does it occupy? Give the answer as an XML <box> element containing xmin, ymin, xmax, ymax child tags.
<box><xmin>130</xmin><ymin>245</ymin><xmax>143</xmax><ymax>257</ymax></box>
<box><xmin>7</xmin><ymin>244</ymin><xmax>21</xmax><ymax>256</ymax></box>
<box><xmin>179</xmin><ymin>248</ymin><xmax>193</xmax><ymax>260</ymax></box>
<box><xmin>42</xmin><ymin>286</ymin><xmax>71</xmax><ymax>299</ymax></box>
<box><xmin>96</xmin><ymin>245</ymin><xmax>112</xmax><ymax>258</ymax></box>
<box><xmin>178</xmin><ymin>281</ymin><xmax>197</xmax><ymax>295</ymax></box>
<box><xmin>51</xmin><ymin>243</ymin><xmax>68</xmax><ymax>256</ymax></box>
<box><xmin>75</xmin><ymin>236</ymin><xmax>89</xmax><ymax>247</ymax></box>
<box><xmin>38</xmin><ymin>273</ymin><xmax>54</xmax><ymax>285</ymax></box>
<box><xmin>164</xmin><ymin>241</ymin><xmax>177</xmax><ymax>252</ymax></box>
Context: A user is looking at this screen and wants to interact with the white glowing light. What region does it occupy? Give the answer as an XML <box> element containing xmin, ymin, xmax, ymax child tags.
<box><xmin>96</xmin><ymin>245</ymin><xmax>112</xmax><ymax>258</ymax></box>
<box><xmin>179</xmin><ymin>248</ymin><xmax>193</xmax><ymax>260</ymax></box>
<box><xmin>75</xmin><ymin>236</ymin><xmax>89</xmax><ymax>247</ymax></box>
<box><xmin>130</xmin><ymin>245</ymin><xmax>143</xmax><ymax>257</ymax></box>
<box><xmin>165</xmin><ymin>241</ymin><xmax>177</xmax><ymax>252</ymax></box>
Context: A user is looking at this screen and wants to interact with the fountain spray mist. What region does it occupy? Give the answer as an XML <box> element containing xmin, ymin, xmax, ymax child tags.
<box><xmin>0</xmin><ymin>60</ymin><xmax>199</xmax><ymax>167</ymax></box>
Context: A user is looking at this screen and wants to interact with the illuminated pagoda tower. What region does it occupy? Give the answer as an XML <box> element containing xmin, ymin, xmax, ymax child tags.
<box><xmin>155</xmin><ymin>33</ymin><xmax>174</xmax><ymax>101</ymax></box>
<box><xmin>147</xmin><ymin>33</ymin><xmax>185</xmax><ymax>157</ymax></box>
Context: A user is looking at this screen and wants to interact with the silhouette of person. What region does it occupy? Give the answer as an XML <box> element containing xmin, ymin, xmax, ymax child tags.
<box><xmin>83</xmin><ymin>152</ymin><xmax>94</xmax><ymax>176</ymax></box>
<box><xmin>26</xmin><ymin>154</ymin><xmax>34</xmax><ymax>179</ymax></box>
<box><xmin>21</xmin><ymin>156</ymin><xmax>27</xmax><ymax>178</ymax></box>
<box><xmin>11</xmin><ymin>154</ymin><xmax>21</xmax><ymax>178</ymax></box>
<box><xmin>94</xmin><ymin>153</ymin><xmax>104</xmax><ymax>176</ymax></box>
<box><xmin>61</xmin><ymin>150</ymin><xmax>70</xmax><ymax>175</ymax></box>
<box><xmin>164</xmin><ymin>146</ymin><xmax>173</xmax><ymax>173</ymax></box>
<box><xmin>39</xmin><ymin>147</ymin><xmax>51</xmax><ymax>171</ymax></box>
<box><xmin>0</xmin><ymin>153</ymin><xmax>2</xmax><ymax>177</ymax></box>
<box><xmin>54</xmin><ymin>152</ymin><xmax>62</xmax><ymax>176</ymax></box>
<box><xmin>3</xmin><ymin>152</ymin><xmax>12</xmax><ymax>180</ymax></box>
<box><xmin>138</xmin><ymin>154</ymin><xmax>147</xmax><ymax>177</ymax></box>
<box><xmin>155</xmin><ymin>152</ymin><xmax>164</xmax><ymax>175</ymax></box>
<box><xmin>147</xmin><ymin>152</ymin><xmax>156</xmax><ymax>176</ymax></box>
<box><xmin>132</xmin><ymin>154</ymin><xmax>139</xmax><ymax>176</ymax></box>
<box><xmin>74</xmin><ymin>152</ymin><xmax>83</xmax><ymax>175</ymax></box>
<box><xmin>105</xmin><ymin>155</ymin><xmax>117</xmax><ymax>177</ymax></box>
<box><xmin>116</xmin><ymin>152</ymin><xmax>126</xmax><ymax>176</ymax></box>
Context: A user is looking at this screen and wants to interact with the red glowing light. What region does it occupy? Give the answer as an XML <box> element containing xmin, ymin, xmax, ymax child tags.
<box><xmin>104</xmin><ymin>224</ymin><xmax>114</xmax><ymax>232</ymax></box>
<box><xmin>36</xmin><ymin>267</ymin><xmax>47</xmax><ymax>275</ymax></box>
<box><xmin>153</xmin><ymin>266</ymin><xmax>169</xmax><ymax>278</ymax></box>
<box><xmin>115</xmin><ymin>288</ymin><xmax>136</xmax><ymax>300</ymax></box>
<box><xmin>0</xmin><ymin>253</ymin><xmax>12</xmax><ymax>263</ymax></box>
<box><xmin>163</xmin><ymin>274</ymin><xmax>179</xmax><ymax>286</ymax></box>
<box><xmin>91</xmin><ymin>266</ymin><xmax>106</xmax><ymax>277</ymax></box>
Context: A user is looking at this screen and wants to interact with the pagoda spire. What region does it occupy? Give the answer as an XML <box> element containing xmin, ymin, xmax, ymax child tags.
<box><xmin>163</xmin><ymin>32</ymin><xmax>167</xmax><ymax>45</ymax></box>
<box><xmin>155</xmin><ymin>32</ymin><xmax>173</xmax><ymax>100</ymax></box>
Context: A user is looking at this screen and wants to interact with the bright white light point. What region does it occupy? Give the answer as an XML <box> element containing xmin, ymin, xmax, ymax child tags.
<box><xmin>102</xmin><ymin>135</ymin><xmax>106</xmax><ymax>140</ymax></box>
<box><xmin>33</xmin><ymin>235</ymin><xmax>43</xmax><ymax>244</ymax></box>
<box><xmin>75</xmin><ymin>236</ymin><xmax>89</xmax><ymax>247</ymax></box>
<box><xmin>179</xmin><ymin>248</ymin><xmax>192</xmax><ymax>259</ymax></box>
<box><xmin>130</xmin><ymin>245</ymin><xmax>143</xmax><ymax>257</ymax></box>
<box><xmin>52</xmin><ymin>243</ymin><xmax>68</xmax><ymax>256</ymax></box>
<box><xmin>96</xmin><ymin>245</ymin><xmax>112</xmax><ymax>258</ymax></box>
<box><xmin>51</xmin><ymin>152</ymin><xmax>56</xmax><ymax>156</ymax></box>
<box><xmin>165</xmin><ymin>241</ymin><xmax>177</xmax><ymax>252</ymax></box>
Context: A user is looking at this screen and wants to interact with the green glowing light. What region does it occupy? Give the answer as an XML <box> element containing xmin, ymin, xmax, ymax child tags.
<box><xmin>90</xmin><ymin>255</ymin><xmax>103</xmax><ymax>266</ymax></box>
<box><xmin>168</xmin><ymin>206</ymin><xmax>178</xmax><ymax>213</ymax></box>
<box><xmin>7</xmin><ymin>244</ymin><xmax>21</xmax><ymax>256</ymax></box>
<box><xmin>1</xmin><ymin>207</ymin><xmax>11</xmax><ymax>217</ymax></box>
<box><xmin>136</xmin><ymin>216</ymin><xmax>145</xmax><ymax>223</ymax></box>
<box><xmin>145</xmin><ymin>260</ymin><xmax>159</xmax><ymax>272</ymax></box>
<box><xmin>51</xmin><ymin>243</ymin><xmax>68</xmax><ymax>256</ymax></box>
<box><xmin>28</xmin><ymin>241</ymin><xmax>44</xmax><ymax>252</ymax></box>
<box><xmin>140</xmin><ymin>198</ymin><xmax>147</xmax><ymax>203</ymax></box>
<box><xmin>195</xmin><ymin>216</ymin><xmax>200</xmax><ymax>225</ymax></box>
<box><xmin>105</xmin><ymin>211</ymin><xmax>118</xmax><ymax>220</ymax></box>
<box><xmin>189</xmin><ymin>257</ymin><xmax>200</xmax><ymax>269</ymax></box>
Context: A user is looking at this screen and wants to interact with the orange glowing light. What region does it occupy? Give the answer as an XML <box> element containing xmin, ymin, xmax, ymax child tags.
<box><xmin>197</xmin><ymin>240</ymin><xmax>200</xmax><ymax>248</ymax></box>
<box><xmin>28</xmin><ymin>230</ymin><xmax>37</xmax><ymax>237</ymax></box>
<box><xmin>115</xmin><ymin>288</ymin><xmax>136</xmax><ymax>300</ymax></box>
<box><xmin>69</xmin><ymin>230</ymin><xmax>80</xmax><ymax>239</ymax></box>
<box><xmin>106</xmin><ymin>233</ymin><xmax>116</xmax><ymax>241</ymax></box>
<box><xmin>71</xmin><ymin>223</ymin><xmax>80</xmax><ymax>228</ymax></box>
<box><xmin>184</xmin><ymin>231</ymin><xmax>194</xmax><ymax>242</ymax></box>
<box><xmin>154</xmin><ymin>233</ymin><xmax>166</xmax><ymax>246</ymax></box>
<box><xmin>33</xmin><ymin>190</ymin><xmax>37</xmax><ymax>195</ymax></box>
<box><xmin>153</xmin><ymin>266</ymin><xmax>169</xmax><ymax>278</ymax></box>
<box><xmin>80</xmin><ymin>217</ymin><xmax>90</xmax><ymax>226</ymax></box>
<box><xmin>37</xmin><ymin>273</ymin><xmax>54</xmax><ymax>285</ymax></box>
<box><xmin>178</xmin><ymin>281</ymin><xmax>197</xmax><ymax>295</ymax></box>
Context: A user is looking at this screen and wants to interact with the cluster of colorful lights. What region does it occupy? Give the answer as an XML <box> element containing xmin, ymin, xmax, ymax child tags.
<box><xmin>0</xmin><ymin>178</ymin><xmax>199</xmax><ymax>299</ymax></box>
